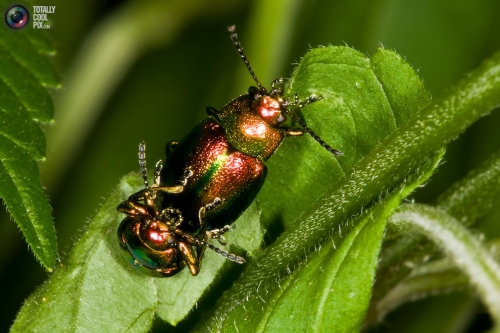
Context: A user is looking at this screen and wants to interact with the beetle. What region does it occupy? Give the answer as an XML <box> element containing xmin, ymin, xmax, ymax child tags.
<box><xmin>117</xmin><ymin>25</ymin><xmax>342</xmax><ymax>277</ymax></box>
<box><xmin>117</xmin><ymin>143</ymin><xmax>244</xmax><ymax>277</ymax></box>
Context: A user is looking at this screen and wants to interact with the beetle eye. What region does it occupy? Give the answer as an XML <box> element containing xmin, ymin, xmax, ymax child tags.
<box><xmin>277</xmin><ymin>114</ymin><xmax>286</xmax><ymax>124</ymax></box>
<box><xmin>248</xmin><ymin>86</ymin><xmax>261</xmax><ymax>101</ymax></box>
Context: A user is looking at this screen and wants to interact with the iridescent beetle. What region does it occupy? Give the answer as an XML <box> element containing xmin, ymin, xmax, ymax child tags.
<box><xmin>117</xmin><ymin>143</ymin><xmax>244</xmax><ymax>277</ymax></box>
<box><xmin>117</xmin><ymin>25</ymin><xmax>342</xmax><ymax>277</ymax></box>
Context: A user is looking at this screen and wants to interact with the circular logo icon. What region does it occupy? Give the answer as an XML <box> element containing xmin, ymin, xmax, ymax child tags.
<box><xmin>4</xmin><ymin>4</ymin><xmax>30</xmax><ymax>30</ymax></box>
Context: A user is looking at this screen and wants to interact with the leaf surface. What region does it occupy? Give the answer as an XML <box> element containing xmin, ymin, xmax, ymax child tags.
<box><xmin>203</xmin><ymin>48</ymin><xmax>500</xmax><ymax>331</ymax></box>
<box><xmin>259</xmin><ymin>47</ymin><xmax>429</xmax><ymax>231</ymax></box>
<box><xmin>0</xmin><ymin>11</ymin><xmax>59</xmax><ymax>269</ymax></box>
<box><xmin>11</xmin><ymin>174</ymin><xmax>263</xmax><ymax>331</ymax></box>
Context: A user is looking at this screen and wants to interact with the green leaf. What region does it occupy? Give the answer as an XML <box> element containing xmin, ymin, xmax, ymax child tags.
<box><xmin>14</xmin><ymin>42</ymin><xmax>500</xmax><ymax>331</ymax></box>
<box><xmin>200</xmin><ymin>46</ymin><xmax>437</xmax><ymax>330</ymax></box>
<box><xmin>205</xmin><ymin>151</ymin><xmax>443</xmax><ymax>333</ymax></box>
<box><xmin>11</xmin><ymin>173</ymin><xmax>263</xmax><ymax>331</ymax></box>
<box><xmin>376</xmin><ymin>239</ymin><xmax>500</xmax><ymax>324</ymax></box>
<box><xmin>389</xmin><ymin>204</ymin><xmax>500</xmax><ymax>323</ymax></box>
<box><xmin>12</xmin><ymin>45</ymin><xmax>428</xmax><ymax>331</ymax></box>
<box><xmin>437</xmin><ymin>149</ymin><xmax>500</xmax><ymax>225</ymax></box>
<box><xmin>374</xmin><ymin>259</ymin><xmax>469</xmax><ymax>322</ymax></box>
<box><xmin>222</xmin><ymin>205</ymin><xmax>388</xmax><ymax>333</ymax></box>
<box><xmin>0</xmin><ymin>26</ymin><xmax>59</xmax><ymax>91</ymax></box>
<box><xmin>0</xmin><ymin>10</ymin><xmax>59</xmax><ymax>269</ymax></box>
<box><xmin>259</xmin><ymin>46</ymin><xmax>429</xmax><ymax>231</ymax></box>
<box><xmin>202</xmin><ymin>46</ymin><xmax>500</xmax><ymax>329</ymax></box>
<box><xmin>371</xmin><ymin>148</ymin><xmax>500</xmax><ymax>319</ymax></box>
<box><xmin>224</xmin><ymin>202</ymin><xmax>264</xmax><ymax>255</ymax></box>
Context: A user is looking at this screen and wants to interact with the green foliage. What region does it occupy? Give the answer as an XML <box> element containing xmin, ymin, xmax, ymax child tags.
<box><xmin>370</xmin><ymin>151</ymin><xmax>500</xmax><ymax>325</ymax></box>
<box><xmin>259</xmin><ymin>47</ymin><xmax>429</xmax><ymax>230</ymax></box>
<box><xmin>4</xmin><ymin>1</ymin><xmax>500</xmax><ymax>331</ymax></box>
<box><xmin>390</xmin><ymin>204</ymin><xmax>500</xmax><ymax>321</ymax></box>
<box><xmin>15</xmin><ymin>42</ymin><xmax>500</xmax><ymax>332</ymax></box>
<box><xmin>208</xmin><ymin>152</ymin><xmax>443</xmax><ymax>333</ymax></box>
<box><xmin>437</xmin><ymin>150</ymin><xmax>500</xmax><ymax>225</ymax></box>
<box><xmin>200</xmin><ymin>46</ymin><xmax>434</xmax><ymax>332</ymax></box>
<box><xmin>0</xmin><ymin>0</ymin><xmax>59</xmax><ymax>270</ymax></box>
<box><xmin>11</xmin><ymin>173</ymin><xmax>263</xmax><ymax>332</ymax></box>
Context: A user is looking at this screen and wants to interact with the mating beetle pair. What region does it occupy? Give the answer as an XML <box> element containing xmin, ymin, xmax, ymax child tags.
<box><xmin>117</xmin><ymin>25</ymin><xmax>342</xmax><ymax>277</ymax></box>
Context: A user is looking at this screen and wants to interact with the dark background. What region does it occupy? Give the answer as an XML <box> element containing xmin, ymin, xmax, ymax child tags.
<box><xmin>1</xmin><ymin>0</ymin><xmax>500</xmax><ymax>331</ymax></box>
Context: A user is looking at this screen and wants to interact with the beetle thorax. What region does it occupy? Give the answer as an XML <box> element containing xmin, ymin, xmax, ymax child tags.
<box><xmin>215</xmin><ymin>94</ymin><xmax>285</xmax><ymax>161</ymax></box>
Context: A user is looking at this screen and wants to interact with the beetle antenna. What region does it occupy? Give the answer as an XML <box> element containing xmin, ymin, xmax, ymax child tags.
<box><xmin>227</xmin><ymin>25</ymin><xmax>267</xmax><ymax>94</ymax></box>
<box><xmin>282</xmin><ymin>108</ymin><xmax>343</xmax><ymax>156</ymax></box>
<box><xmin>195</xmin><ymin>237</ymin><xmax>245</xmax><ymax>264</ymax></box>
<box><xmin>138</xmin><ymin>142</ymin><xmax>150</xmax><ymax>190</ymax></box>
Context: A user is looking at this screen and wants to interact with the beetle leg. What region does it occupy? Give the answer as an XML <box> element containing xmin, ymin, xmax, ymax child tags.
<box><xmin>175</xmin><ymin>222</ymin><xmax>207</xmax><ymax>276</ymax></box>
<box><xmin>207</xmin><ymin>225</ymin><xmax>234</xmax><ymax>246</ymax></box>
<box><xmin>207</xmin><ymin>227</ymin><xmax>231</xmax><ymax>237</ymax></box>
<box><xmin>208</xmin><ymin>232</ymin><xmax>227</xmax><ymax>246</ymax></box>
<box><xmin>153</xmin><ymin>160</ymin><xmax>163</xmax><ymax>185</ymax></box>
<box><xmin>148</xmin><ymin>185</ymin><xmax>184</xmax><ymax>196</ymax></box>
<box><xmin>182</xmin><ymin>227</ymin><xmax>245</xmax><ymax>265</ymax></box>
<box><xmin>205</xmin><ymin>197</ymin><xmax>223</xmax><ymax>212</ymax></box>
<box><xmin>216</xmin><ymin>237</ymin><xmax>227</xmax><ymax>246</ymax></box>
<box><xmin>282</xmin><ymin>94</ymin><xmax>322</xmax><ymax>137</ymax></box>
<box><xmin>199</xmin><ymin>198</ymin><xmax>227</xmax><ymax>243</ymax></box>
<box><xmin>179</xmin><ymin>167</ymin><xmax>194</xmax><ymax>186</ymax></box>
<box><xmin>118</xmin><ymin>188</ymin><xmax>159</xmax><ymax>217</ymax></box>
<box><xmin>156</xmin><ymin>266</ymin><xmax>181</xmax><ymax>277</ymax></box>
<box><xmin>117</xmin><ymin>200</ymin><xmax>151</xmax><ymax>218</ymax></box>
<box><xmin>118</xmin><ymin>183</ymin><xmax>183</xmax><ymax>219</ymax></box>
<box><xmin>159</xmin><ymin>207</ymin><xmax>184</xmax><ymax>228</ymax></box>
<box><xmin>198</xmin><ymin>206</ymin><xmax>207</xmax><ymax>229</ymax></box>
<box><xmin>195</xmin><ymin>242</ymin><xmax>206</xmax><ymax>272</ymax></box>
<box><xmin>280</xmin><ymin>94</ymin><xmax>343</xmax><ymax>156</ymax></box>
<box><xmin>269</xmin><ymin>78</ymin><xmax>284</xmax><ymax>98</ymax></box>
<box><xmin>191</xmin><ymin>207</ymin><xmax>246</xmax><ymax>264</ymax></box>
<box><xmin>178</xmin><ymin>241</ymin><xmax>202</xmax><ymax>276</ymax></box>
<box><xmin>200</xmin><ymin>200</ymin><xmax>232</xmax><ymax>244</ymax></box>
<box><xmin>271</xmin><ymin>78</ymin><xmax>284</xmax><ymax>90</ymax></box>
<box><xmin>285</xmin><ymin>129</ymin><xmax>304</xmax><ymax>137</ymax></box>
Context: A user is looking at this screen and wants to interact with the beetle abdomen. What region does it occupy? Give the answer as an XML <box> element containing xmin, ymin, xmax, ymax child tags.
<box><xmin>160</xmin><ymin>119</ymin><xmax>267</xmax><ymax>232</ymax></box>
